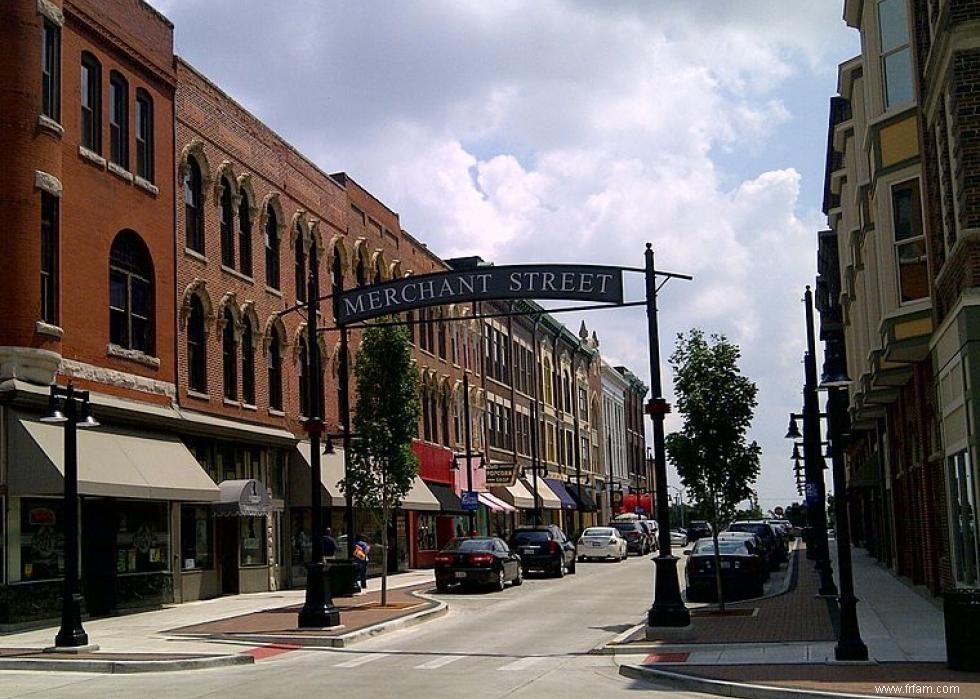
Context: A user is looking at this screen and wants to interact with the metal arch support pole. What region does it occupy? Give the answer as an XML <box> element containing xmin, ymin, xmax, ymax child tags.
<box><xmin>463</xmin><ymin>372</ymin><xmax>476</xmax><ymax>534</ymax></box>
<box><xmin>644</xmin><ymin>244</ymin><xmax>690</xmax><ymax>629</ymax></box>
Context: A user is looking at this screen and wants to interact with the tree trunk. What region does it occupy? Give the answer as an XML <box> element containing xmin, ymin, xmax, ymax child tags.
<box><xmin>711</xmin><ymin>493</ymin><xmax>725</xmax><ymax>613</ymax></box>
<box><xmin>380</xmin><ymin>511</ymin><xmax>389</xmax><ymax>607</ymax></box>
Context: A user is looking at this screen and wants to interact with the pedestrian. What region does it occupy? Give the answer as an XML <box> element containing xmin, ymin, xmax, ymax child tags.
<box><xmin>322</xmin><ymin>527</ymin><xmax>337</xmax><ymax>559</ymax></box>
<box><xmin>353</xmin><ymin>533</ymin><xmax>371</xmax><ymax>589</ymax></box>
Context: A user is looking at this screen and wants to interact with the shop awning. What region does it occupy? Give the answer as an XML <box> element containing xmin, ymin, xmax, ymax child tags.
<box><xmin>292</xmin><ymin>442</ymin><xmax>347</xmax><ymax>507</ymax></box>
<box><xmin>212</xmin><ymin>479</ymin><xmax>278</xmax><ymax>516</ymax></box>
<box><xmin>478</xmin><ymin>492</ymin><xmax>516</xmax><ymax>512</ymax></box>
<box><xmin>525</xmin><ymin>477</ymin><xmax>562</xmax><ymax>510</ymax></box>
<box><xmin>542</xmin><ymin>478</ymin><xmax>577</xmax><ymax>510</ymax></box>
<box><xmin>9</xmin><ymin>414</ymin><xmax>220</xmax><ymax>501</ymax></box>
<box><xmin>428</xmin><ymin>482</ymin><xmax>465</xmax><ymax>514</ymax></box>
<box><xmin>567</xmin><ymin>483</ymin><xmax>598</xmax><ymax>512</ymax></box>
<box><xmin>491</xmin><ymin>478</ymin><xmax>535</xmax><ymax>509</ymax></box>
<box><xmin>401</xmin><ymin>477</ymin><xmax>440</xmax><ymax>511</ymax></box>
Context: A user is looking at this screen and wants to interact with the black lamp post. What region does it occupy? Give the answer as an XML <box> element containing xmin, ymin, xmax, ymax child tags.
<box><xmin>462</xmin><ymin>371</ymin><xmax>476</xmax><ymax>535</ymax></box>
<box><xmin>41</xmin><ymin>382</ymin><xmax>99</xmax><ymax>649</ymax></box>
<box><xmin>644</xmin><ymin>243</ymin><xmax>690</xmax><ymax>629</ymax></box>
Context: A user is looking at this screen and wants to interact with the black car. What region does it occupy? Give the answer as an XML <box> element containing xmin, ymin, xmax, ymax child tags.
<box><xmin>609</xmin><ymin>521</ymin><xmax>648</xmax><ymax>555</ymax></box>
<box><xmin>684</xmin><ymin>538</ymin><xmax>765</xmax><ymax>601</ymax></box>
<box><xmin>510</xmin><ymin>525</ymin><xmax>576</xmax><ymax>577</ymax></box>
<box><xmin>725</xmin><ymin>521</ymin><xmax>784</xmax><ymax>568</ymax></box>
<box><xmin>434</xmin><ymin>537</ymin><xmax>523</xmax><ymax>592</ymax></box>
<box><xmin>686</xmin><ymin>520</ymin><xmax>713</xmax><ymax>542</ymax></box>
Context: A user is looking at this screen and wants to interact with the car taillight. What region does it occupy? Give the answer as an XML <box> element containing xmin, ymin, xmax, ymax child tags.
<box><xmin>468</xmin><ymin>553</ymin><xmax>494</xmax><ymax>566</ymax></box>
<box><xmin>434</xmin><ymin>553</ymin><xmax>453</xmax><ymax>565</ymax></box>
<box><xmin>548</xmin><ymin>540</ymin><xmax>559</xmax><ymax>554</ymax></box>
<box><xmin>609</xmin><ymin>539</ymin><xmax>617</xmax><ymax>545</ymax></box>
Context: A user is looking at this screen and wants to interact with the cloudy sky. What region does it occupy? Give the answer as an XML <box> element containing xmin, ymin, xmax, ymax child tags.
<box><xmin>150</xmin><ymin>0</ymin><xmax>859</xmax><ymax>509</ymax></box>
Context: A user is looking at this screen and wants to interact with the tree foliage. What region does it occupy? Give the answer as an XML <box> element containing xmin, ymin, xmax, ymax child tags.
<box><xmin>343</xmin><ymin>317</ymin><xmax>421</xmax><ymax>604</ymax></box>
<box><xmin>665</xmin><ymin>329</ymin><xmax>761</xmax><ymax>609</ymax></box>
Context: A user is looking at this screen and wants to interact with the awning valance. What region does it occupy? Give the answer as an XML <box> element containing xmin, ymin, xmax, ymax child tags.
<box><xmin>212</xmin><ymin>479</ymin><xmax>278</xmax><ymax>517</ymax></box>
<box><xmin>542</xmin><ymin>478</ymin><xmax>577</xmax><ymax>510</ymax></box>
<box><xmin>478</xmin><ymin>492</ymin><xmax>516</xmax><ymax>513</ymax></box>
<box><xmin>525</xmin><ymin>477</ymin><xmax>562</xmax><ymax>509</ymax></box>
<box><xmin>491</xmin><ymin>478</ymin><xmax>535</xmax><ymax>509</ymax></box>
<box><xmin>292</xmin><ymin>442</ymin><xmax>347</xmax><ymax>507</ymax></box>
<box><xmin>9</xmin><ymin>414</ymin><xmax>220</xmax><ymax>501</ymax></box>
<box><xmin>428</xmin><ymin>482</ymin><xmax>465</xmax><ymax>514</ymax></box>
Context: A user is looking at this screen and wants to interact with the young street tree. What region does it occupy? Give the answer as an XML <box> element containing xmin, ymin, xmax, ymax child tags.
<box><xmin>343</xmin><ymin>316</ymin><xmax>421</xmax><ymax>606</ymax></box>
<box><xmin>665</xmin><ymin>329</ymin><xmax>761</xmax><ymax>611</ymax></box>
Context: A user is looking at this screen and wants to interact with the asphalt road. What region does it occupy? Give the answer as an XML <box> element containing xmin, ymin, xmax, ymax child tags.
<box><xmin>0</xmin><ymin>550</ymin><xmax>716</xmax><ymax>698</ymax></box>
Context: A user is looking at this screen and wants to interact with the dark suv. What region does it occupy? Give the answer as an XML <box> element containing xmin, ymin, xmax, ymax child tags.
<box><xmin>510</xmin><ymin>525</ymin><xmax>577</xmax><ymax>577</ymax></box>
<box><xmin>725</xmin><ymin>521</ymin><xmax>784</xmax><ymax>569</ymax></box>
<box><xmin>687</xmin><ymin>521</ymin><xmax>713</xmax><ymax>542</ymax></box>
<box><xmin>610</xmin><ymin>521</ymin><xmax>648</xmax><ymax>555</ymax></box>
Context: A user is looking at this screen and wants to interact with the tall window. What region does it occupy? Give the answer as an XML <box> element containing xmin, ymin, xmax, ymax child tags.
<box><xmin>298</xmin><ymin>343</ymin><xmax>309</xmax><ymax>417</ymax></box>
<box><xmin>40</xmin><ymin>192</ymin><xmax>59</xmax><ymax>324</ymax></box>
<box><xmin>220</xmin><ymin>178</ymin><xmax>234</xmax><ymax>268</ymax></box>
<box><xmin>238</xmin><ymin>193</ymin><xmax>252</xmax><ymax>277</ymax></box>
<box><xmin>108</xmin><ymin>71</ymin><xmax>128</xmax><ymax>168</ymax></box>
<box><xmin>892</xmin><ymin>179</ymin><xmax>928</xmax><ymax>302</ymax></box>
<box><xmin>265</xmin><ymin>205</ymin><xmax>280</xmax><ymax>289</ymax></box>
<box><xmin>135</xmin><ymin>89</ymin><xmax>153</xmax><ymax>180</ymax></box>
<box><xmin>355</xmin><ymin>257</ymin><xmax>366</xmax><ymax>286</ymax></box>
<box><xmin>441</xmin><ymin>397</ymin><xmax>450</xmax><ymax>447</ymax></box>
<box><xmin>184</xmin><ymin>158</ymin><xmax>204</xmax><ymax>252</ymax></box>
<box><xmin>41</xmin><ymin>20</ymin><xmax>60</xmax><ymax>121</ymax></box>
<box><xmin>295</xmin><ymin>233</ymin><xmax>307</xmax><ymax>304</ymax></box>
<box><xmin>241</xmin><ymin>318</ymin><xmax>255</xmax><ymax>405</ymax></box>
<box><xmin>879</xmin><ymin>0</ymin><xmax>913</xmax><ymax>109</ymax></box>
<box><xmin>437</xmin><ymin>319</ymin><xmax>447</xmax><ymax>359</ymax></box>
<box><xmin>187</xmin><ymin>295</ymin><xmax>206</xmax><ymax>392</ymax></box>
<box><xmin>222</xmin><ymin>308</ymin><xmax>237</xmax><ymax>400</ymax></box>
<box><xmin>80</xmin><ymin>53</ymin><xmax>100</xmax><ymax>152</ymax></box>
<box><xmin>109</xmin><ymin>231</ymin><xmax>153</xmax><ymax>353</ymax></box>
<box><xmin>267</xmin><ymin>327</ymin><xmax>283</xmax><ymax>410</ymax></box>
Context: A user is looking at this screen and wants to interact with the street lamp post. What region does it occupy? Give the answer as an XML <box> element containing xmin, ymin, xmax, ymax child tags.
<box><xmin>41</xmin><ymin>382</ymin><xmax>100</xmax><ymax>649</ymax></box>
<box><xmin>644</xmin><ymin>243</ymin><xmax>690</xmax><ymax>630</ymax></box>
<box><xmin>462</xmin><ymin>371</ymin><xmax>476</xmax><ymax>535</ymax></box>
<box><xmin>645</xmin><ymin>448</ymin><xmax>654</xmax><ymax>514</ymax></box>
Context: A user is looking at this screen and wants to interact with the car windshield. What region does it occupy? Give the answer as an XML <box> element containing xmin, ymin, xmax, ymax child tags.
<box><xmin>582</xmin><ymin>528</ymin><xmax>614</xmax><ymax>537</ymax></box>
<box><xmin>444</xmin><ymin>538</ymin><xmax>495</xmax><ymax>552</ymax></box>
<box><xmin>513</xmin><ymin>530</ymin><xmax>551</xmax><ymax>543</ymax></box>
<box><xmin>727</xmin><ymin>523</ymin><xmax>770</xmax><ymax>537</ymax></box>
<box><xmin>693</xmin><ymin>540</ymin><xmax>749</xmax><ymax>555</ymax></box>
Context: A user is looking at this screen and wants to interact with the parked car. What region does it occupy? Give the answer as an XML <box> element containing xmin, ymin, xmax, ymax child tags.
<box><xmin>576</xmin><ymin>526</ymin><xmax>627</xmax><ymax>562</ymax></box>
<box><xmin>670</xmin><ymin>528</ymin><xmax>689</xmax><ymax>548</ymax></box>
<box><xmin>510</xmin><ymin>525</ymin><xmax>577</xmax><ymax>577</ymax></box>
<box><xmin>433</xmin><ymin>537</ymin><xmax>523</xmax><ymax>592</ymax></box>
<box><xmin>767</xmin><ymin>519</ymin><xmax>795</xmax><ymax>540</ymax></box>
<box><xmin>684</xmin><ymin>538</ymin><xmax>765</xmax><ymax>602</ymax></box>
<box><xmin>716</xmin><ymin>531</ymin><xmax>770</xmax><ymax>582</ymax></box>
<box><xmin>609</xmin><ymin>520</ymin><xmax>648</xmax><ymax>555</ymax></box>
<box><xmin>725</xmin><ymin>521</ymin><xmax>785</xmax><ymax>568</ymax></box>
<box><xmin>686</xmin><ymin>520</ymin><xmax>713</xmax><ymax>542</ymax></box>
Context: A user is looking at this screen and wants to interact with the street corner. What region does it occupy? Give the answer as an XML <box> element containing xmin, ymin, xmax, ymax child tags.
<box><xmin>0</xmin><ymin>647</ymin><xmax>254</xmax><ymax>674</ymax></box>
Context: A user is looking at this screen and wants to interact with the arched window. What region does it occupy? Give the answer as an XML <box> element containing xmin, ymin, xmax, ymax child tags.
<box><xmin>187</xmin><ymin>295</ymin><xmax>206</xmax><ymax>392</ymax></box>
<box><xmin>437</xmin><ymin>318</ymin><xmax>447</xmax><ymax>359</ymax></box>
<box><xmin>295</xmin><ymin>229</ymin><xmax>307</xmax><ymax>304</ymax></box>
<box><xmin>440</xmin><ymin>395</ymin><xmax>450</xmax><ymax>447</ymax></box>
<box><xmin>222</xmin><ymin>308</ymin><xmax>237</xmax><ymax>400</ymax></box>
<box><xmin>135</xmin><ymin>89</ymin><xmax>153</xmax><ymax>181</ymax></box>
<box><xmin>80</xmin><ymin>52</ymin><xmax>101</xmax><ymax>153</ymax></box>
<box><xmin>355</xmin><ymin>257</ymin><xmax>366</xmax><ymax>286</ymax></box>
<box><xmin>373</xmin><ymin>258</ymin><xmax>383</xmax><ymax>285</ymax></box>
<box><xmin>220</xmin><ymin>178</ymin><xmax>234</xmax><ymax>268</ymax></box>
<box><xmin>109</xmin><ymin>231</ymin><xmax>154</xmax><ymax>354</ymax></box>
<box><xmin>242</xmin><ymin>317</ymin><xmax>255</xmax><ymax>405</ymax></box>
<box><xmin>421</xmin><ymin>387</ymin><xmax>433</xmax><ymax>442</ymax></box>
<box><xmin>184</xmin><ymin>158</ymin><xmax>204</xmax><ymax>252</ymax></box>
<box><xmin>265</xmin><ymin>205</ymin><xmax>280</xmax><ymax>289</ymax></box>
<box><xmin>108</xmin><ymin>71</ymin><xmax>128</xmax><ymax>168</ymax></box>
<box><xmin>238</xmin><ymin>193</ymin><xmax>252</xmax><ymax>277</ymax></box>
<box><xmin>267</xmin><ymin>326</ymin><xmax>283</xmax><ymax>410</ymax></box>
<box><xmin>298</xmin><ymin>342</ymin><xmax>309</xmax><ymax>417</ymax></box>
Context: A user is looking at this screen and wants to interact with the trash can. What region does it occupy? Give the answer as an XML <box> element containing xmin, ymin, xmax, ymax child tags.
<box><xmin>944</xmin><ymin>588</ymin><xmax>980</xmax><ymax>671</ymax></box>
<box><xmin>327</xmin><ymin>559</ymin><xmax>359</xmax><ymax>597</ymax></box>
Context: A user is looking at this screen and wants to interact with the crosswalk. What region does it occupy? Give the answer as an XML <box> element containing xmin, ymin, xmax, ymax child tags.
<box><xmin>308</xmin><ymin>651</ymin><xmax>558</xmax><ymax>673</ymax></box>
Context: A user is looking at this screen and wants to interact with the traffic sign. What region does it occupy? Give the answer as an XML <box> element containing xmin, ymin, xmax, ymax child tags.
<box><xmin>461</xmin><ymin>491</ymin><xmax>480</xmax><ymax>512</ymax></box>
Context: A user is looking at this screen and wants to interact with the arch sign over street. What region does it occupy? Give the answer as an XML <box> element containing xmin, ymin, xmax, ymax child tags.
<box><xmin>336</xmin><ymin>264</ymin><xmax>625</xmax><ymax>324</ymax></box>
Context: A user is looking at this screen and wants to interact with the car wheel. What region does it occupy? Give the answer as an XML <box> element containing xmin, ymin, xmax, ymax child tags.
<box><xmin>512</xmin><ymin>566</ymin><xmax>523</xmax><ymax>587</ymax></box>
<box><xmin>495</xmin><ymin>567</ymin><xmax>506</xmax><ymax>592</ymax></box>
<box><xmin>577</xmin><ymin>555</ymin><xmax>585</xmax><ymax>562</ymax></box>
<box><xmin>436</xmin><ymin>580</ymin><xmax>450</xmax><ymax>593</ymax></box>
<box><xmin>555</xmin><ymin>560</ymin><xmax>566</xmax><ymax>578</ymax></box>
<box><xmin>753</xmin><ymin>581</ymin><xmax>765</xmax><ymax>598</ymax></box>
<box><xmin>569</xmin><ymin>558</ymin><xmax>577</xmax><ymax>575</ymax></box>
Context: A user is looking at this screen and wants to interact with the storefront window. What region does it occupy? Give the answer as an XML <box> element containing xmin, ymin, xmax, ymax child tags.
<box><xmin>417</xmin><ymin>513</ymin><xmax>438</xmax><ymax>551</ymax></box>
<box><xmin>116</xmin><ymin>502</ymin><xmax>169</xmax><ymax>574</ymax></box>
<box><xmin>19</xmin><ymin>498</ymin><xmax>64</xmax><ymax>581</ymax></box>
<box><xmin>240</xmin><ymin>516</ymin><xmax>267</xmax><ymax>566</ymax></box>
<box><xmin>180</xmin><ymin>505</ymin><xmax>213</xmax><ymax>570</ymax></box>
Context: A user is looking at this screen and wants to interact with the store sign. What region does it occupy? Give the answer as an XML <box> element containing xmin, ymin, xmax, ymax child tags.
<box><xmin>485</xmin><ymin>462</ymin><xmax>519</xmax><ymax>486</ymax></box>
<box><xmin>461</xmin><ymin>491</ymin><xmax>480</xmax><ymax>511</ymax></box>
<box><xmin>337</xmin><ymin>264</ymin><xmax>624</xmax><ymax>324</ymax></box>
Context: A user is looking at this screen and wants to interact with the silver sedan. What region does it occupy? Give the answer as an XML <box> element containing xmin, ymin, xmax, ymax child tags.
<box><xmin>576</xmin><ymin>527</ymin><xmax>628</xmax><ymax>562</ymax></box>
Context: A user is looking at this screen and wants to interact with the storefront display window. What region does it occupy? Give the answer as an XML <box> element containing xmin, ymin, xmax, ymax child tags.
<box><xmin>116</xmin><ymin>501</ymin><xmax>169</xmax><ymax>574</ymax></box>
<box><xmin>19</xmin><ymin>498</ymin><xmax>64</xmax><ymax>581</ymax></box>
<box><xmin>180</xmin><ymin>505</ymin><xmax>213</xmax><ymax>570</ymax></box>
<box><xmin>417</xmin><ymin>513</ymin><xmax>438</xmax><ymax>551</ymax></box>
<box><xmin>240</xmin><ymin>516</ymin><xmax>267</xmax><ymax>566</ymax></box>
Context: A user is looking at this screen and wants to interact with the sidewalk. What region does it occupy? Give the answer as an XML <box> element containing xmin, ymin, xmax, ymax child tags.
<box><xmin>0</xmin><ymin>569</ymin><xmax>442</xmax><ymax>673</ymax></box>
<box><xmin>612</xmin><ymin>541</ymin><xmax>974</xmax><ymax>698</ymax></box>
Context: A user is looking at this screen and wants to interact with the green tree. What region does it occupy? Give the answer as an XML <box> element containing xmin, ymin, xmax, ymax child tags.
<box><xmin>665</xmin><ymin>330</ymin><xmax>761</xmax><ymax>611</ymax></box>
<box><xmin>343</xmin><ymin>317</ymin><xmax>421</xmax><ymax>606</ymax></box>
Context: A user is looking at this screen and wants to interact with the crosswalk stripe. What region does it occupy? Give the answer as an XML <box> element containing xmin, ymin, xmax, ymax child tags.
<box><xmin>497</xmin><ymin>656</ymin><xmax>544</xmax><ymax>671</ymax></box>
<box><xmin>333</xmin><ymin>653</ymin><xmax>390</xmax><ymax>668</ymax></box>
<box><xmin>414</xmin><ymin>655</ymin><xmax>464</xmax><ymax>670</ymax></box>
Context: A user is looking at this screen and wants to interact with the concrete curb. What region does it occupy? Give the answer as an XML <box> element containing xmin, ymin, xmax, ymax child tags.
<box><xmin>619</xmin><ymin>663</ymin><xmax>879</xmax><ymax>699</ymax></box>
<box><xmin>171</xmin><ymin>589</ymin><xmax>449</xmax><ymax>649</ymax></box>
<box><xmin>0</xmin><ymin>653</ymin><xmax>254</xmax><ymax>674</ymax></box>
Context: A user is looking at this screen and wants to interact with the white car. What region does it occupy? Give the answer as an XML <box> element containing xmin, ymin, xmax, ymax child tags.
<box><xmin>670</xmin><ymin>529</ymin><xmax>688</xmax><ymax>547</ymax></box>
<box><xmin>576</xmin><ymin>527</ymin><xmax>628</xmax><ymax>562</ymax></box>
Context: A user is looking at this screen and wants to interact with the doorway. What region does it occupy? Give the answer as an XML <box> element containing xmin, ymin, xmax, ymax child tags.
<box><xmin>81</xmin><ymin>499</ymin><xmax>118</xmax><ymax>616</ymax></box>
<box><xmin>216</xmin><ymin>517</ymin><xmax>239</xmax><ymax>595</ymax></box>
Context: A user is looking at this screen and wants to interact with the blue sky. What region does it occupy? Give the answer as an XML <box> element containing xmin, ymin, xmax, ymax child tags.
<box><xmin>150</xmin><ymin>0</ymin><xmax>860</xmax><ymax>509</ymax></box>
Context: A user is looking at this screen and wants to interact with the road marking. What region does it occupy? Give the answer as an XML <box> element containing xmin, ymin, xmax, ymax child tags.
<box><xmin>414</xmin><ymin>655</ymin><xmax>463</xmax><ymax>670</ymax></box>
<box><xmin>240</xmin><ymin>644</ymin><xmax>301</xmax><ymax>661</ymax></box>
<box><xmin>334</xmin><ymin>653</ymin><xmax>390</xmax><ymax>668</ymax></box>
<box><xmin>498</xmin><ymin>656</ymin><xmax>544</xmax><ymax>671</ymax></box>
